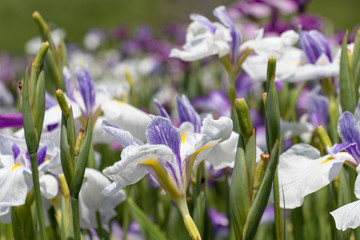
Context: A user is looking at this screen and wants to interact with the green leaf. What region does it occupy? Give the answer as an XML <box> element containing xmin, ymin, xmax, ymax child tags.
<box><xmin>353</xmin><ymin>30</ymin><xmax>360</xmax><ymax>103</ymax></box>
<box><xmin>245</xmin><ymin>129</ymin><xmax>257</xmax><ymax>195</ymax></box>
<box><xmin>339</xmin><ymin>32</ymin><xmax>356</xmax><ymax>113</ymax></box>
<box><xmin>70</xmin><ymin>115</ymin><xmax>93</xmax><ymax>198</ymax></box>
<box><xmin>230</xmin><ymin>137</ymin><xmax>251</xmax><ymax>239</ymax></box>
<box><xmin>336</xmin><ymin>168</ymin><xmax>352</xmax><ymax>239</ymax></box>
<box><xmin>127</xmin><ymin>198</ymin><xmax>167</xmax><ymax>240</ymax></box>
<box><xmin>242</xmin><ymin>140</ymin><xmax>279</xmax><ymax>240</ymax></box>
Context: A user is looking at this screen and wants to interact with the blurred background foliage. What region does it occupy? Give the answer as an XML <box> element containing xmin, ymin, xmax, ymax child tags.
<box><xmin>0</xmin><ymin>0</ymin><xmax>359</xmax><ymax>54</ymax></box>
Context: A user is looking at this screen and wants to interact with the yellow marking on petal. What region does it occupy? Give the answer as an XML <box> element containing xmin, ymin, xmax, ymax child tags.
<box><xmin>140</xmin><ymin>158</ymin><xmax>182</xmax><ymax>200</ymax></box>
<box><xmin>194</xmin><ymin>142</ymin><xmax>216</xmax><ymax>155</ymax></box>
<box><xmin>11</xmin><ymin>164</ymin><xmax>21</xmax><ymax>171</ymax></box>
<box><xmin>45</xmin><ymin>158</ymin><xmax>51</xmax><ymax>162</ymax></box>
<box><xmin>293</xmin><ymin>60</ymin><xmax>301</xmax><ymax>66</ymax></box>
<box><xmin>319</xmin><ymin>156</ymin><xmax>335</xmax><ymax>165</ymax></box>
<box><xmin>113</xmin><ymin>99</ymin><xmax>125</xmax><ymax>106</ymax></box>
<box><xmin>181</xmin><ymin>134</ymin><xmax>187</xmax><ymax>144</ymax></box>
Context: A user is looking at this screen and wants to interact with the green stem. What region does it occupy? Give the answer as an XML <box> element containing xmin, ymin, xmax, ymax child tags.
<box><xmin>71</xmin><ymin>196</ymin><xmax>81</xmax><ymax>240</ymax></box>
<box><xmin>96</xmin><ymin>211</ymin><xmax>104</xmax><ymax>240</ymax></box>
<box><xmin>273</xmin><ymin>170</ymin><xmax>282</xmax><ymax>240</ymax></box>
<box><xmin>29</xmin><ymin>152</ymin><xmax>47</xmax><ymax>240</ymax></box>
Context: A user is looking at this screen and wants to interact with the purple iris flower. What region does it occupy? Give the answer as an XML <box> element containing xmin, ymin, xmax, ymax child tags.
<box><xmin>192</xmin><ymin>91</ymin><xmax>231</xmax><ymax>118</ymax></box>
<box><xmin>299</xmin><ymin>28</ymin><xmax>332</xmax><ymax>64</ymax></box>
<box><xmin>308</xmin><ymin>92</ymin><xmax>328</xmax><ymax>129</ymax></box>
<box><xmin>75</xmin><ymin>66</ymin><xmax>96</xmax><ymax>117</ymax></box>
<box><xmin>154</xmin><ymin>95</ymin><xmax>202</xmax><ymax>133</ymax></box>
<box><xmin>328</xmin><ymin>112</ymin><xmax>360</xmax><ymax>168</ymax></box>
<box><xmin>213</xmin><ymin>6</ymin><xmax>242</xmax><ymax>63</ymax></box>
<box><xmin>209</xmin><ymin>208</ymin><xmax>230</xmax><ymax>239</ymax></box>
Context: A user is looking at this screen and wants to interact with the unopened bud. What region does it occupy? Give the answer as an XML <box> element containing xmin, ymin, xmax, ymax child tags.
<box><xmin>234</xmin><ymin>98</ymin><xmax>253</xmax><ymax>140</ymax></box>
<box><xmin>253</xmin><ymin>153</ymin><xmax>270</xmax><ymax>200</ymax></box>
<box><xmin>75</xmin><ymin>129</ymin><xmax>85</xmax><ymax>157</ymax></box>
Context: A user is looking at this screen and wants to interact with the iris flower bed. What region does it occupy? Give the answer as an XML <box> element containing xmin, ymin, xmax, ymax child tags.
<box><xmin>0</xmin><ymin>1</ymin><xmax>360</xmax><ymax>239</ymax></box>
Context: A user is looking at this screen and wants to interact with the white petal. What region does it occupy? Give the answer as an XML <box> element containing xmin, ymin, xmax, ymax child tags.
<box><xmin>39</xmin><ymin>174</ymin><xmax>59</xmax><ymax>199</ymax></box>
<box><xmin>0</xmin><ymin>166</ymin><xmax>32</xmax><ymax>207</ymax></box>
<box><xmin>277</xmin><ymin>63</ymin><xmax>339</xmax><ymax>82</ymax></box>
<box><xmin>102</xmin><ymin>144</ymin><xmax>174</xmax><ymax>195</ymax></box>
<box><xmin>79</xmin><ymin>168</ymin><xmax>126</xmax><ymax>228</ymax></box>
<box><xmin>97</xmin><ymin>99</ymin><xmax>151</xmax><ymax>144</ymax></box>
<box><xmin>0</xmin><ymin>207</ymin><xmax>11</xmax><ymax>223</ymax></box>
<box><xmin>183</xmin><ymin>117</ymin><xmax>233</xmax><ymax>166</ymax></box>
<box><xmin>205</xmin><ymin>131</ymin><xmax>263</xmax><ymax>170</ymax></box>
<box><xmin>281</xmin><ymin>119</ymin><xmax>314</xmax><ymax>139</ymax></box>
<box><xmin>278</xmin><ymin>144</ymin><xmax>345</xmax><ymax>209</ymax></box>
<box><xmin>331</xmin><ymin>200</ymin><xmax>360</xmax><ymax>231</ymax></box>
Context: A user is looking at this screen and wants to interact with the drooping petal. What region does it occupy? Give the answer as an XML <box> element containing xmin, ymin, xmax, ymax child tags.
<box><xmin>331</xmin><ymin>200</ymin><xmax>360</xmax><ymax>231</ymax></box>
<box><xmin>39</xmin><ymin>174</ymin><xmax>59</xmax><ymax>199</ymax></box>
<box><xmin>101</xmin><ymin>121</ymin><xmax>143</xmax><ymax>148</ymax></box>
<box><xmin>0</xmin><ymin>166</ymin><xmax>32</xmax><ymax>207</ymax></box>
<box><xmin>79</xmin><ymin>169</ymin><xmax>126</xmax><ymax>228</ymax></box>
<box><xmin>176</xmin><ymin>95</ymin><xmax>201</xmax><ymax>133</ymax></box>
<box><xmin>102</xmin><ymin>144</ymin><xmax>174</xmax><ymax>196</ymax></box>
<box><xmin>0</xmin><ymin>207</ymin><xmax>11</xmax><ymax>223</ymax></box>
<box><xmin>278</xmin><ymin>144</ymin><xmax>345</xmax><ymax>209</ymax></box>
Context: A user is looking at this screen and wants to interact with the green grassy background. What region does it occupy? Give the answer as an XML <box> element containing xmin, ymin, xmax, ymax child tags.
<box><xmin>0</xmin><ymin>0</ymin><xmax>359</xmax><ymax>54</ymax></box>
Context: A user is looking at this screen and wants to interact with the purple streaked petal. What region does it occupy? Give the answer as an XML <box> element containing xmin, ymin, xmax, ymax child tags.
<box><xmin>299</xmin><ymin>28</ymin><xmax>332</xmax><ymax>64</ymax></box>
<box><xmin>37</xmin><ymin>146</ymin><xmax>47</xmax><ymax>165</ymax></box>
<box><xmin>329</xmin><ymin>143</ymin><xmax>356</xmax><ymax>155</ymax></box>
<box><xmin>75</xmin><ymin>66</ymin><xmax>95</xmax><ymax>116</ymax></box>
<box><xmin>146</xmin><ymin>116</ymin><xmax>181</xmax><ymax>160</ymax></box>
<box><xmin>0</xmin><ymin>113</ymin><xmax>23</xmax><ymax>128</ymax></box>
<box><xmin>213</xmin><ymin>6</ymin><xmax>242</xmax><ymax>62</ymax></box>
<box><xmin>190</xmin><ymin>14</ymin><xmax>216</xmax><ymax>34</ymax></box>
<box><xmin>153</xmin><ymin>99</ymin><xmax>170</xmax><ymax>119</ymax></box>
<box><xmin>12</xmin><ymin>144</ymin><xmax>21</xmax><ymax>160</ymax></box>
<box><xmin>176</xmin><ymin>95</ymin><xmax>201</xmax><ymax>133</ymax></box>
<box><xmin>101</xmin><ymin>120</ymin><xmax>144</xmax><ymax>147</ymax></box>
<box><xmin>338</xmin><ymin>112</ymin><xmax>360</xmax><ymax>160</ymax></box>
<box><xmin>309</xmin><ymin>30</ymin><xmax>332</xmax><ymax>62</ymax></box>
<box><xmin>308</xmin><ymin>93</ymin><xmax>328</xmax><ymax>128</ymax></box>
